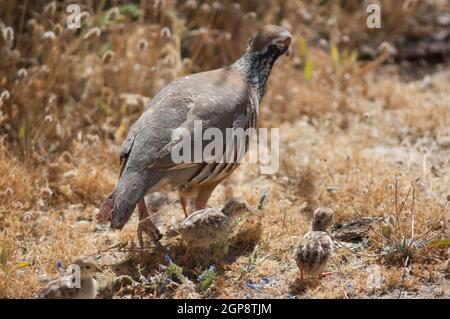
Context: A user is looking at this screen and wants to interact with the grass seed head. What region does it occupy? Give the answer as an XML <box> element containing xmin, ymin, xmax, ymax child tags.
<box><xmin>101</xmin><ymin>50</ymin><xmax>115</xmax><ymax>64</ymax></box>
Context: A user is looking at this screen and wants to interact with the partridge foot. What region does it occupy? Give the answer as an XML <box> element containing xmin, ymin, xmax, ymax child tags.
<box><xmin>137</xmin><ymin>217</ymin><xmax>163</xmax><ymax>249</ymax></box>
<box><xmin>137</xmin><ymin>198</ymin><xmax>162</xmax><ymax>249</ymax></box>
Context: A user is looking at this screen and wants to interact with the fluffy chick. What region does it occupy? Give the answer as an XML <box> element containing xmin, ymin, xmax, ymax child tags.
<box><xmin>179</xmin><ymin>198</ymin><xmax>248</xmax><ymax>249</ymax></box>
<box><xmin>295</xmin><ymin>207</ymin><xmax>334</xmax><ymax>280</ymax></box>
<box><xmin>38</xmin><ymin>257</ymin><xmax>102</xmax><ymax>299</ymax></box>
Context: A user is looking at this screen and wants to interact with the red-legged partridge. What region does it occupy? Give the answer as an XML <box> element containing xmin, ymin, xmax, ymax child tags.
<box><xmin>97</xmin><ymin>25</ymin><xmax>291</xmax><ymax>248</ymax></box>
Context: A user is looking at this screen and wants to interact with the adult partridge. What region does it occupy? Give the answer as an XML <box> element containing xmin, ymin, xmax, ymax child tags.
<box><xmin>38</xmin><ymin>257</ymin><xmax>102</xmax><ymax>299</ymax></box>
<box><xmin>97</xmin><ymin>25</ymin><xmax>292</xmax><ymax>247</ymax></box>
<box><xmin>295</xmin><ymin>208</ymin><xmax>334</xmax><ymax>280</ymax></box>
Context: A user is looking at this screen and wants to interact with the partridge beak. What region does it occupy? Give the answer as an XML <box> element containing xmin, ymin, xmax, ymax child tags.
<box><xmin>283</xmin><ymin>36</ymin><xmax>292</xmax><ymax>57</ymax></box>
<box><xmin>96</xmin><ymin>266</ymin><xmax>103</xmax><ymax>273</ymax></box>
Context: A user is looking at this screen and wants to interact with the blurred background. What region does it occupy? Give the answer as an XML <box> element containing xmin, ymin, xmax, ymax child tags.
<box><xmin>1</xmin><ymin>0</ymin><xmax>449</xmax><ymax>157</ymax></box>
<box><xmin>0</xmin><ymin>1</ymin><xmax>449</xmax><ymax>298</ymax></box>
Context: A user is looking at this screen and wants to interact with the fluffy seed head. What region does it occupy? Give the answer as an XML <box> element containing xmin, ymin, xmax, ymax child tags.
<box><xmin>0</xmin><ymin>90</ymin><xmax>10</xmax><ymax>101</ymax></box>
<box><xmin>106</xmin><ymin>8</ymin><xmax>120</xmax><ymax>21</ymax></box>
<box><xmin>4</xmin><ymin>187</ymin><xmax>13</xmax><ymax>197</ymax></box>
<box><xmin>138</xmin><ymin>39</ymin><xmax>149</xmax><ymax>51</ymax></box>
<box><xmin>54</xmin><ymin>24</ymin><xmax>63</xmax><ymax>37</ymax></box>
<box><xmin>44</xmin><ymin>115</ymin><xmax>53</xmax><ymax>123</ymax></box>
<box><xmin>243</xmin><ymin>12</ymin><xmax>257</xmax><ymax>21</ymax></box>
<box><xmin>3</xmin><ymin>27</ymin><xmax>14</xmax><ymax>47</ymax></box>
<box><xmin>232</xmin><ymin>3</ymin><xmax>241</xmax><ymax>11</ymax></box>
<box><xmin>185</xmin><ymin>0</ymin><xmax>197</xmax><ymax>10</ymax></box>
<box><xmin>43</xmin><ymin>31</ymin><xmax>56</xmax><ymax>41</ymax></box>
<box><xmin>17</xmin><ymin>68</ymin><xmax>28</xmax><ymax>78</ymax></box>
<box><xmin>212</xmin><ymin>2</ymin><xmax>222</xmax><ymax>10</ymax></box>
<box><xmin>80</xmin><ymin>12</ymin><xmax>90</xmax><ymax>24</ymax></box>
<box><xmin>44</xmin><ymin>2</ymin><xmax>57</xmax><ymax>17</ymax></box>
<box><xmin>378</xmin><ymin>42</ymin><xmax>397</xmax><ymax>56</ymax></box>
<box><xmin>160</xmin><ymin>27</ymin><xmax>171</xmax><ymax>38</ymax></box>
<box><xmin>26</xmin><ymin>19</ymin><xmax>37</xmax><ymax>32</ymax></box>
<box><xmin>84</xmin><ymin>27</ymin><xmax>101</xmax><ymax>40</ymax></box>
<box><xmin>101</xmin><ymin>50</ymin><xmax>115</xmax><ymax>64</ymax></box>
<box><xmin>200</xmin><ymin>3</ymin><xmax>211</xmax><ymax>14</ymax></box>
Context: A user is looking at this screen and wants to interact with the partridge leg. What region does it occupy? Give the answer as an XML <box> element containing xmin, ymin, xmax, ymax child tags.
<box><xmin>137</xmin><ymin>198</ymin><xmax>162</xmax><ymax>248</ymax></box>
<box><xmin>194</xmin><ymin>183</ymin><xmax>219</xmax><ymax>211</ymax></box>
<box><xmin>299</xmin><ymin>265</ymin><xmax>304</xmax><ymax>280</ymax></box>
<box><xmin>180</xmin><ymin>195</ymin><xmax>189</xmax><ymax>218</ymax></box>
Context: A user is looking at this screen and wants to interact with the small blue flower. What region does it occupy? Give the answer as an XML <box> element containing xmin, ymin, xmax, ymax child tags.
<box><xmin>164</xmin><ymin>255</ymin><xmax>173</xmax><ymax>264</ymax></box>
<box><xmin>246</xmin><ymin>279</ymin><xmax>258</xmax><ymax>290</ymax></box>
<box><xmin>56</xmin><ymin>259</ymin><xmax>63</xmax><ymax>272</ymax></box>
<box><xmin>197</xmin><ymin>265</ymin><xmax>216</xmax><ymax>282</ymax></box>
<box><xmin>208</xmin><ymin>264</ymin><xmax>216</xmax><ymax>272</ymax></box>
<box><xmin>159</xmin><ymin>264</ymin><xmax>167</xmax><ymax>271</ymax></box>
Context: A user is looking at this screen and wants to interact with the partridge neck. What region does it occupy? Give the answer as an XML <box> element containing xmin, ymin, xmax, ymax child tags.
<box><xmin>233</xmin><ymin>52</ymin><xmax>277</xmax><ymax>101</ymax></box>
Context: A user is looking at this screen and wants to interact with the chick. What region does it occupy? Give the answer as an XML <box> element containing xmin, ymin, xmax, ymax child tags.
<box><xmin>38</xmin><ymin>257</ymin><xmax>102</xmax><ymax>299</ymax></box>
<box><xmin>179</xmin><ymin>198</ymin><xmax>248</xmax><ymax>250</ymax></box>
<box><xmin>295</xmin><ymin>207</ymin><xmax>334</xmax><ymax>280</ymax></box>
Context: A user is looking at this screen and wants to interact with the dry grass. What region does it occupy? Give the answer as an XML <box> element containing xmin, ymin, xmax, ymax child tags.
<box><xmin>0</xmin><ymin>0</ymin><xmax>449</xmax><ymax>298</ymax></box>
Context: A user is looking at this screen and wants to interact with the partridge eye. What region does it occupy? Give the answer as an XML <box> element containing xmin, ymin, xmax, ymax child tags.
<box><xmin>267</xmin><ymin>44</ymin><xmax>278</xmax><ymax>51</ymax></box>
<box><xmin>86</xmin><ymin>266</ymin><xmax>91</xmax><ymax>269</ymax></box>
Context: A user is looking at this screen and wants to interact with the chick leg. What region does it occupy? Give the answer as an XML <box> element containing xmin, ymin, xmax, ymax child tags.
<box><xmin>180</xmin><ymin>246</ymin><xmax>191</xmax><ymax>266</ymax></box>
<box><xmin>137</xmin><ymin>198</ymin><xmax>162</xmax><ymax>248</ymax></box>
<box><xmin>299</xmin><ymin>265</ymin><xmax>304</xmax><ymax>280</ymax></box>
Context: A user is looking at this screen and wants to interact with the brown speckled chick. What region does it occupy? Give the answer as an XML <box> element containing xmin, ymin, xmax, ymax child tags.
<box><xmin>295</xmin><ymin>207</ymin><xmax>334</xmax><ymax>280</ymax></box>
<box><xmin>179</xmin><ymin>199</ymin><xmax>248</xmax><ymax>249</ymax></box>
<box><xmin>38</xmin><ymin>257</ymin><xmax>102</xmax><ymax>299</ymax></box>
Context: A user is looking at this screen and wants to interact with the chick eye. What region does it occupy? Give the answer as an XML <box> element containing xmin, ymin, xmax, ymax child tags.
<box><xmin>86</xmin><ymin>266</ymin><xmax>91</xmax><ymax>269</ymax></box>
